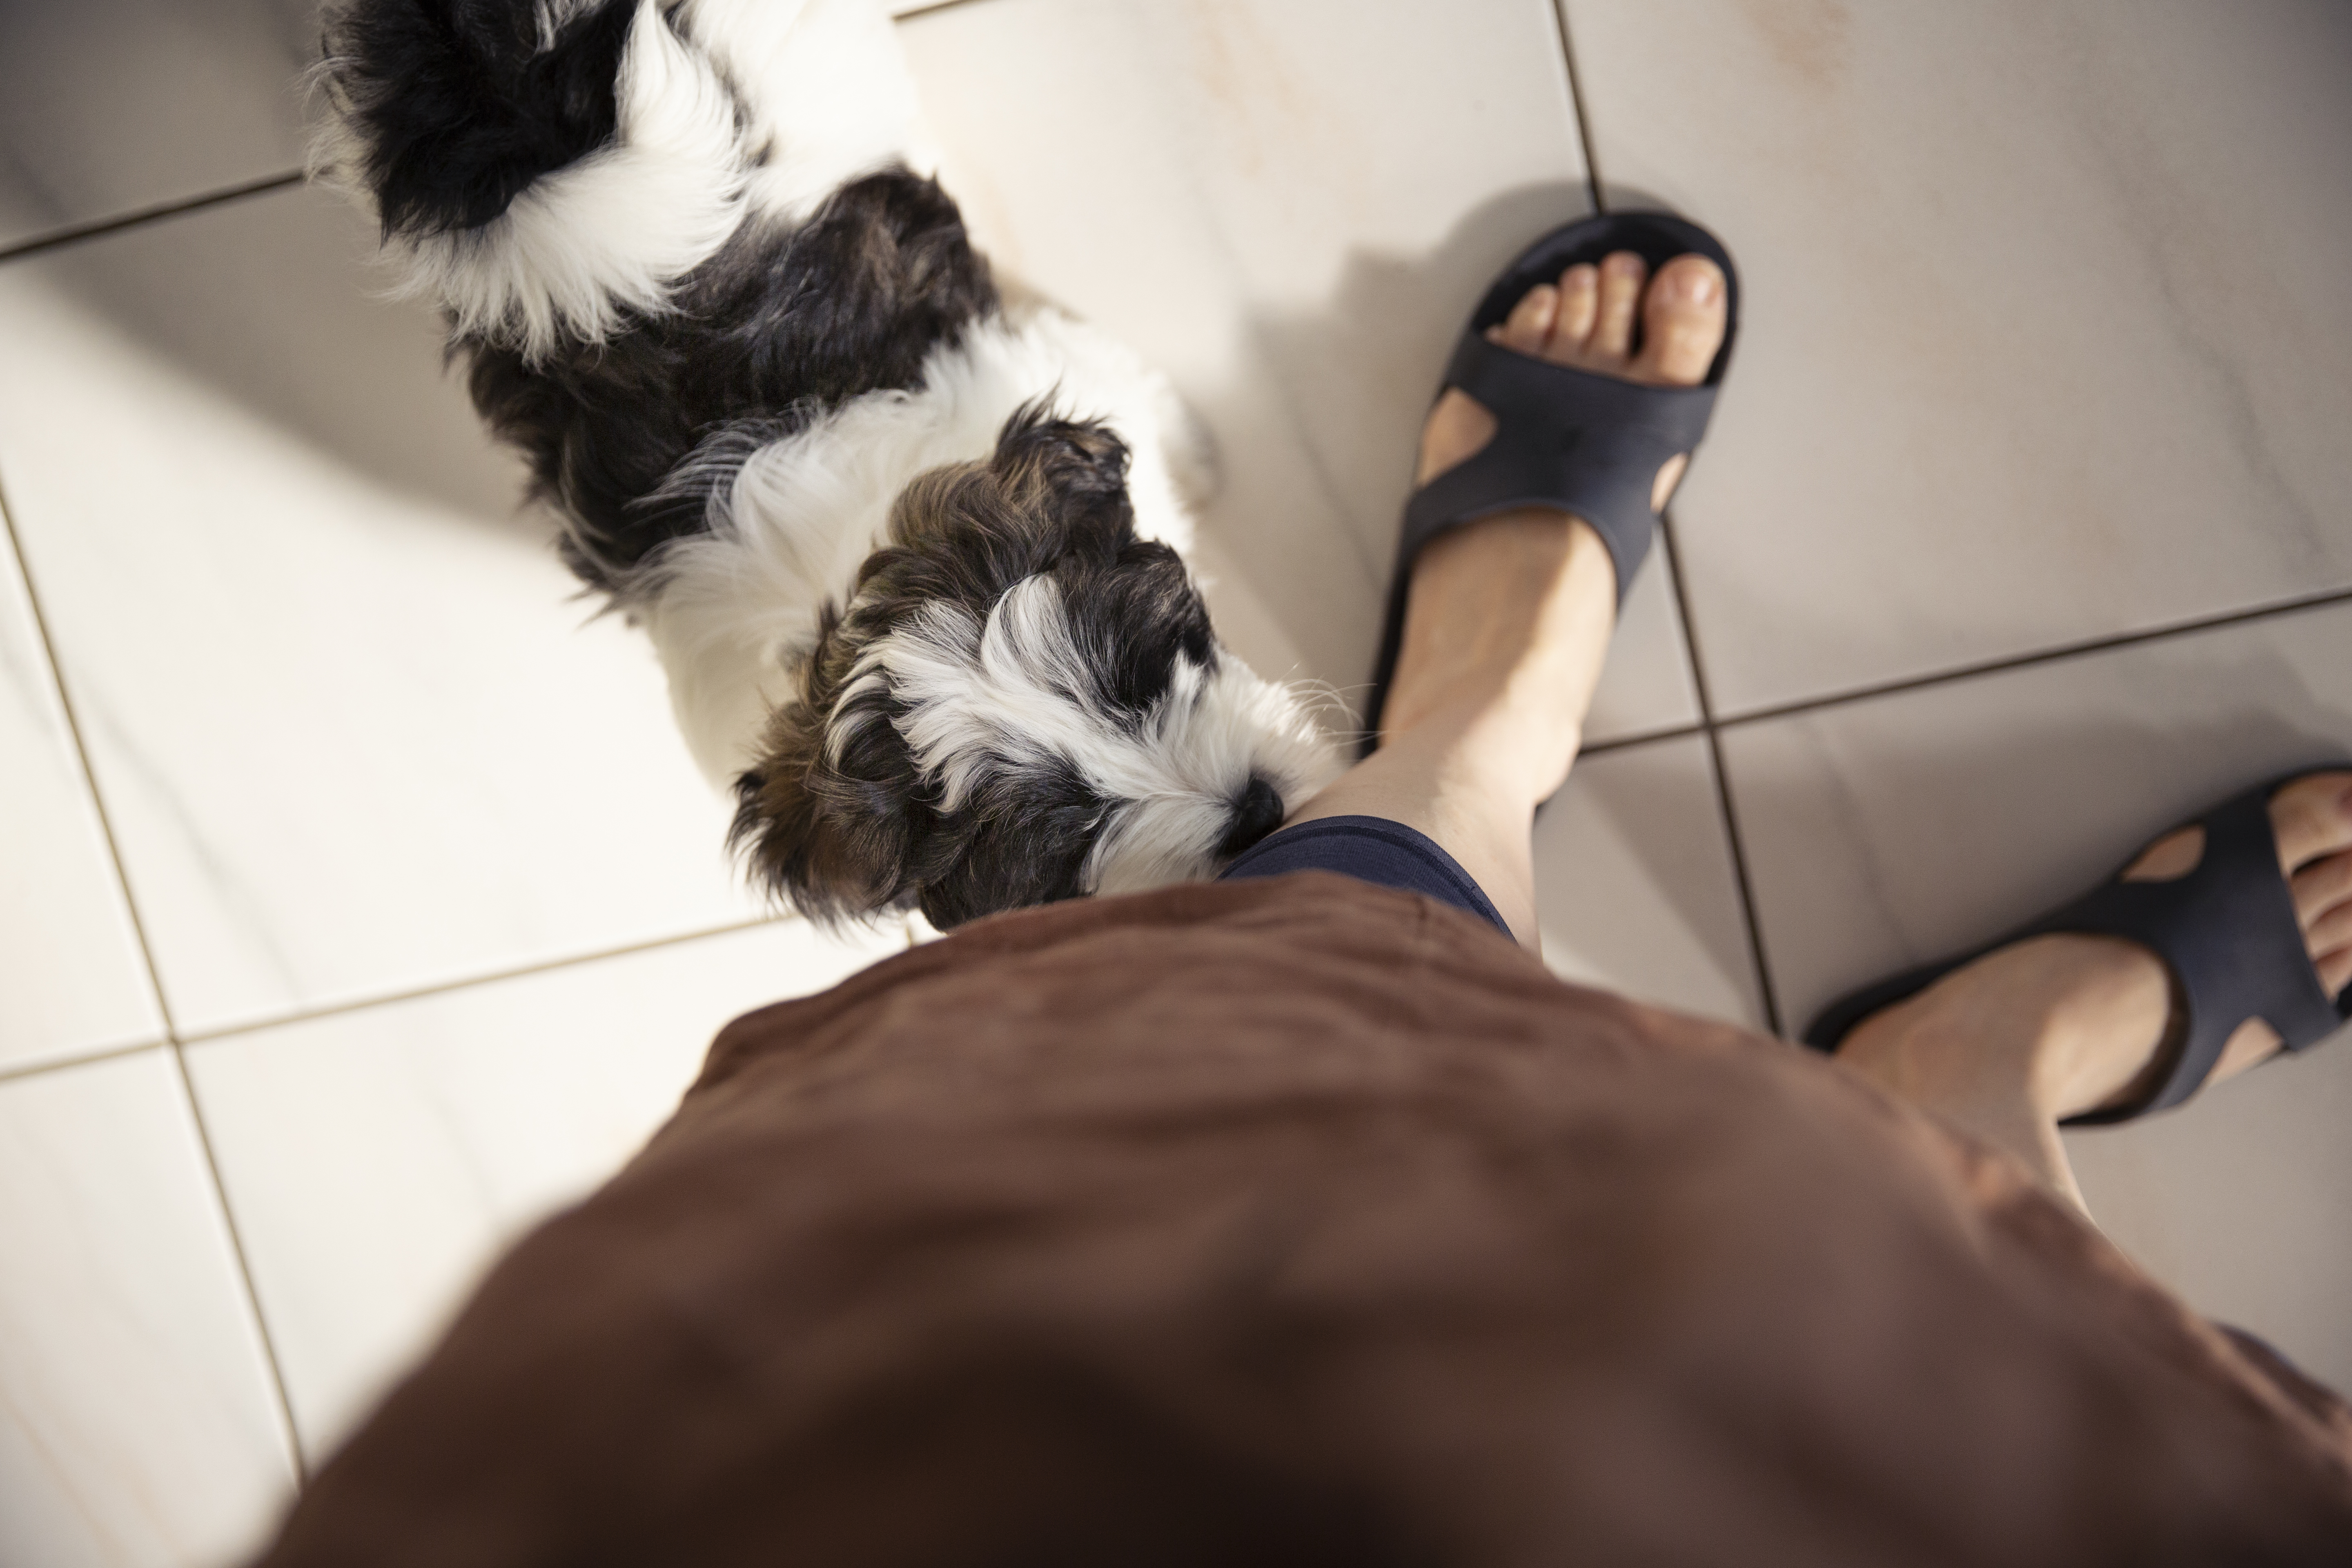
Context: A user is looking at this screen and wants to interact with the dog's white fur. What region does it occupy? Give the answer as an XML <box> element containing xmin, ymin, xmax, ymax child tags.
<box><xmin>632</xmin><ymin>308</ymin><xmax>1200</xmax><ymax>782</ymax></box>
<box><xmin>319</xmin><ymin>0</ymin><xmax>1341</xmax><ymax>911</ymax></box>
<box><xmin>867</xmin><ymin>580</ymin><xmax>1334</xmax><ymax>897</ymax></box>
<box><xmin>317</xmin><ymin>0</ymin><xmax>932</xmax><ymax>361</ymax></box>
<box><xmin>633</xmin><ymin>302</ymin><xmax>1335</xmax><ymax>900</ymax></box>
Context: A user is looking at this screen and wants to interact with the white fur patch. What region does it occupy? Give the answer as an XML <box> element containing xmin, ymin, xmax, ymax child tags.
<box><xmin>1083</xmin><ymin>657</ymin><xmax>1342</xmax><ymax>895</ymax></box>
<box><xmin>679</xmin><ymin>0</ymin><xmax>932</xmax><ymax>223</ymax></box>
<box><xmin>855</xmin><ymin>576</ymin><xmax>1338</xmax><ymax>893</ymax></box>
<box><xmin>318</xmin><ymin>0</ymin><xmax>923</xmax><ymax>361</ymax></box>
<box><xmin>635</xmin><ymin>307</ymin><xmax>1203</xmax><ymax>785</ymax></box>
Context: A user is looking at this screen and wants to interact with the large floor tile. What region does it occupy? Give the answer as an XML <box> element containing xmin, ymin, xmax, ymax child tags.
<box><xmin>1535</xmin><ymin>734</ymin><xmax>1762</xmax><ymax>1029</ymax></box>
<box><xmin>0</xmin><ymin>522</ymin><xmax>163</xmax><ymax>1071</ymax></box>
<box><xmin>0</xmin><ymin>1049</ymin><xmax>296</xmax><ymax>1568</ymax></box>
<box><xmin>1564</xmin><ymin>0</ymin><xmax>2352</xmax><ymax>714</ymax></box>
<box><xmin>902</xmin><ymin>0</ymin><xmax>1702</xmax><ymax>744</ymax></box>
<box><xmin>2065</xmin><ymin>1041</ymin><xmax>2352</xmax><ymax>1401</ymax></box>
<box><xmin>1721</xmin><ymin>598</ymin><xmax>2352</xmax><ymax>1387</ymax></box>
<box><xmin>0</xmin><ymin>185</ymin><xmax>767</xmax><ymax>1036</ymax></box>
<box><xmin>189</xmin><ymin>916</ymin><xmax>908</xmax><ymax>1464</ymax></box>
<box><xmin>0</xmin><ymin>0</ymin><xmax>313</xmax><ymax>250</ymax></box>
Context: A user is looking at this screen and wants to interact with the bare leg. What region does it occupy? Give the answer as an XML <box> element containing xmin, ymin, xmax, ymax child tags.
<box><xmin>1836</xmin><ymin>773</ymin><xmax>2352</xmax><ymax>1212</ymax></box>
<box><xmin>1286</xmin><ymin>250</ymin><xmax>1728</xmax><ymax>949</ymax></box>
<box><xmin>1285</xmin><ymin>243</ymin><xmax>2352</xmax><ymax>1214</ymax></box>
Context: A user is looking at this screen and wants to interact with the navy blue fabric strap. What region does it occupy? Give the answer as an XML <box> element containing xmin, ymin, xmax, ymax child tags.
<box><xmin>1403</xmin><ymin>336</ymin><xmax>1718</xmax><ymax>606</ymax></box>
<box><xmin>1219</xmin><ymin>815</ymin><xmax>1512</xmax><ymax>939</ymax></box>
<box><xmin>2037</xmin><ymin>782</ymin><xmax>2344</xmax><ymax>1123</ymax></box>
<box><xmin>1362</xmin><ymin>212</ymin><xmax>1740</xmax><ymax>758</ymax></box>
<box><xmin>1805</xmin><ymin>770</ymin><xmax>2352</xmax><ymax>1125</ymax></box>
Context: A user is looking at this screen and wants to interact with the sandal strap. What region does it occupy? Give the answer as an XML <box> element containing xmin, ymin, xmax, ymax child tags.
<box><xmin>1803</xmin><ymin>769</ymin><xmax>2352</xmax><ymax>1125</ymax></box>
<box><xmin>1361</xmin><ymin>210</ymin><xmax>1740</xmax><ymax>753</ymax></box>
<box><xmin>1401</xmin><ymin>336</ymin><xmax>1719</xmax><ymax>609</ymax></box>
<box><xmin>2038</xmin><ymin>780</ymin><xmax>2345</xmax><ymax>1123</ymax></box>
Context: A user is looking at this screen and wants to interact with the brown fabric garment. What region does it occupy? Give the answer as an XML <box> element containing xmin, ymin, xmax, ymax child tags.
<box><xmin>254</xmin><ymin>873</ymin><xmax>2352</xmax><ymax>1567</ymax></box>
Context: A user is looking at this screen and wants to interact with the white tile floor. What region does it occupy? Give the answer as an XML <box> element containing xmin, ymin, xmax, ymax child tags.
<box><xmin>1</xmin><ymin>0</ymin><xmax>2346</xmax><ymax>1559</ymax></box>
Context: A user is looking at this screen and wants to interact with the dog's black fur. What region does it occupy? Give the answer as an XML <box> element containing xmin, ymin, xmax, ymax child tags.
<box><xmin>731</xmin><ymin>407</ymin><xmax>1255</xmax><ymax>928</ymax></box>
<box><xmin>327</xmin><ymin>0</ymin><xmax>1000</xmax><ymax>586</ymax></box>
<box><xmin>318</xmin><ymin>0</ymin><xmax>1328</xmax><ymax>927</ymax></box>
<box><xmin>468</xmin><ymin>170</ymin><xmax>1002</xmax><ymax>586</ymax></box>
<box><xmin>328</xmin><ymin>0</ymin><xmax>639</xmax><ymax>235</ymax></box>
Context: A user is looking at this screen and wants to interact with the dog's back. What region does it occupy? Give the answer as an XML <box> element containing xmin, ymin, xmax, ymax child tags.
<box><xmin>315</xmin><ymin>0</ymin><xmax>1340</xmax><ymax>928</ymax></box>
<box><xmin>313</xmin><ymin>0</ymin><xmax>995</xmax><ymax>587</ymax></box>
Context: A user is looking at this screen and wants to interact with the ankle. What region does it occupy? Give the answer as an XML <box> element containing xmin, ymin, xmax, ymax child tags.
<box><xmin>2021</xmin><ymin>936</ymin><xmax>2175</xmax><ymax>1119</ymax></box>
<box><xmin>1377</xmin><ymin>693</ymin><xmax>1570</xmax><ymax>820</ymax></box>
<box><xmin>1838</xmin><ymin>988</ymin><xmax>2040</xmax><ymax>1118</ymax></box>
<box><xmin>1379</xmin><ymin>510</ymin><xmax>1614</xmax><ymax>746</ymax></box>
<box><xmin>1838</xmin><ymin>935</ymin><xmax>2170</xmax><ymax>1125</ymax></box>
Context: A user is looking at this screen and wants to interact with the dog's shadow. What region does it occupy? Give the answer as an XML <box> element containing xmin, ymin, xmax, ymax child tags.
<box><xmin>34</xmin><ymin>176</ymin><xmax>546</xmax><ymax>545</ymax></box>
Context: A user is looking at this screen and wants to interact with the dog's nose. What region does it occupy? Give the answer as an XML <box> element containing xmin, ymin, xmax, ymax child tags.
<box><xmin>1219</xmin><ymin>775</ymin><xmax>1287</xmax><ymax>858</ymax></box>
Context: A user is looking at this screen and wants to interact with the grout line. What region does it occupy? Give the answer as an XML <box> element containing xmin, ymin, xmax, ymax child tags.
<box><xmin>169</xmin><ymin>1044</ymin><xmax>311</xmax><ymax>1483</ymax></box>
<box><xmin>889</xmin><ymin>0</ymin><xmax>993</xmax><ymax>22</ymax></box>
<box><xmin>0</xmin><ymin>170</ymin><xmax>305</xmax><ymax>266</ymax></box>
<box><xmin>1549</xmin><ymin>0</ymin><xmax>1607</xmax><ymax>213</ymax></box>
<box><xmin>1696</xmin><ymin>722</ymin><xmax>1782</xmax><ymax>1035</ymax></box>
<box><xmin>0</xmin><ymin>483</ymin><xmax>308</xmax><ymax>1483</ymax></box>
<box><xmin>175</xmin><ymin>914</ymin><xmax>787</xmax><ymax>1049</ymax></box>
<box><xmin>0</xmin><ymin>1037</ymin><xmax>171</xmax><ymax>1088</ymax></box>
<box><xmin>1717</xmin><ymin>582</ymin><xmax>2352</xmax><ymax>733</ymax></box>
<box><xmin>1548</xmin><ymin>0</ymin><xmax>1781</xmax><ymax>1029</ymax></box>
<box><xmin>0</xmin><ymin>909</ymin><xmax>789</xmax><ymax>1084</ymax></box>
<box><xmin>1655</xmin><ymin>512</ymin><xmax>1784</xmax><ymax>1034</ymax></box>
<box><xmin>1577</xmin><ymin>721</ymin><xmax>1707</xmax><ymax>759</ymax></box>
<box><xmin>0</xmin><ymin>497</ymin><xmax>178</xmax><ymax>1086</ymax></box>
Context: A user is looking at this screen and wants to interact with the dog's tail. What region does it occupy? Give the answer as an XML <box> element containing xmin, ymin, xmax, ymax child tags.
<box><xmin>313</xmin><ymin>0</ymin><xmax>924</xmax><ymax>361</ymax></box>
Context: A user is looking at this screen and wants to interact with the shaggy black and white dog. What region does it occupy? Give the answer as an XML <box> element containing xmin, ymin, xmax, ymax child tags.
<box><xmin>313</xmin><ymin>0</ymin><xmax>1339</xmax><ymax>927</ymax></box>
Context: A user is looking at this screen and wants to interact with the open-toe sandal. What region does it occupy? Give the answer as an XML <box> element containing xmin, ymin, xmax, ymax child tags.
<box><xmin>1362</xmin><ymin>210</ymin><xmax>1742</xmax><ymax>753</ymax></box>
<box><xmin>1804</xmin><ymin>769</ymin><xmax>2352</xmax><ymax>1124</ymax></box>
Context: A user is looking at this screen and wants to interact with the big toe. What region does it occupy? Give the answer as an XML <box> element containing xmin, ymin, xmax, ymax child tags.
<box><xmin>2269</xmin><ymin>771</ymin><xmax>2352</xmax><ymax>871</ymax></box>
<box><xmin>1633</xmin><ymin>254</ymin><xmax>1727</xmax><ymax>388</ymax></box>
<box><xmin>2273</xmin><ymin>772</ymin><xmax>2352</xmax><ymax>998</ymax></box>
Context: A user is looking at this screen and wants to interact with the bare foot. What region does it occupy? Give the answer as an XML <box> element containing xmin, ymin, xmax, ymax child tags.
<box><xmin>1416</xmin><ymin>249</ymin><xmax>1728</xmax><ymax>509</ymax></box>
<box><xmin>1284</xmin><ymin>247</ymin><xmax>1728</xmax><ymax>950</ymax></box>
<box><xmin>1838</xmin><ymin>773</ymin><xmax>2352</xmax><ymax>1208</ymax></box>
<box><xmin>1381</xmin><ymin>250</ymin><xmax>1729</xmax><ymax>799</ymax></box>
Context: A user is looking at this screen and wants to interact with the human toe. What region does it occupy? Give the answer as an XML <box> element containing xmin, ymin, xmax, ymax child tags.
<box><xmin>2305</xmin><ymin>894</ymin><xmax>2352</xmax><ymax>956</ymax></box>
<box><xmin>2273</xmin><ymin>774</ymin><xmax>2352</xmax><ymax>997</ymax></box>
<box><xmin>1494</xmin><ymin>282</ymin><xmax>1560</xmax><ymax>354</ymax></box>
<box><xmin>1590</xmin><ymin>251</ymin><xmax>1645</xmax><ymax>361</ymax></box>
<box><xmin>1633</xmin><ymin>254</ymin><xmax>1728</xmax><ymax>388</ymax></box>
<box><xmin>2268</xmin><ymin>771</ymin><xmax>2352</xmax><ymax>871</ymax></box>
<box><xmin>2318</xmin><ymin>943</ymin><xmax>2352</xmax><ymax>999</ymax></box>
<box><xmin>2292</xmin><ymin>849</ymin><xmax>2352</xmax><ymax>931</ymax></box>
<box><xmin>1548</xmin><ymin>263</ymin><xmax>1600</xmax><ymax>358</ymax></box>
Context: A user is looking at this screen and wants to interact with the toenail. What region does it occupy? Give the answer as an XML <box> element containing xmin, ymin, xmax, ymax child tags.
<box><xmin>1606</xmin><ymin>252</ymin><xmax>1642</xmax><ymax>277</ymax></box>
<box><xmin>1682</xmin><ymin>268</ymin><xmax>1719</xmax><ymax>305</ymax></box>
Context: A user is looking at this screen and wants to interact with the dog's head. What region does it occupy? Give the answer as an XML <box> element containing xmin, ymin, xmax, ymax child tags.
<box><xmin>731</xmin><ymin>405</ymin><xmax>1340</xmax><ymax>929</ymax></box>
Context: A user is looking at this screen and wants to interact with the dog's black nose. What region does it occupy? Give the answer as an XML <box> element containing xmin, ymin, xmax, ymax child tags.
<box><xmin>1219</xmin><ymin>775</ymin><xmax>1287</xmax><ymax>858</ymax></box>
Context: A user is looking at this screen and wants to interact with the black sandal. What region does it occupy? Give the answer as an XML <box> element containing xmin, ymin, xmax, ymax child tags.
<box><xmin>1363</xmin><ymin>211</ymin><xmax>1742</xmax><ymax>751</ymax></box>
<box><xmin>1804</xmin><ymin>769</ymin><xmax>2352</xmax><ymax>1124</ymax></box>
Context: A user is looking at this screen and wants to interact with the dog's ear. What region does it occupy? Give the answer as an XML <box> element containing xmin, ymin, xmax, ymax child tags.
<box><xmin>989</xmin><ymin>404</ymin><xmax>1135</xmax><ymax>549</ymax></box>
<box><xmin>909</xmin><ymin>756</ymin><xmax>1105</xmax><ymax>930</ymax></box>
<box><xmin>729</xmin><ymin>635</ymin><xmax>925</xmax><ymax>924</ymax></box>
